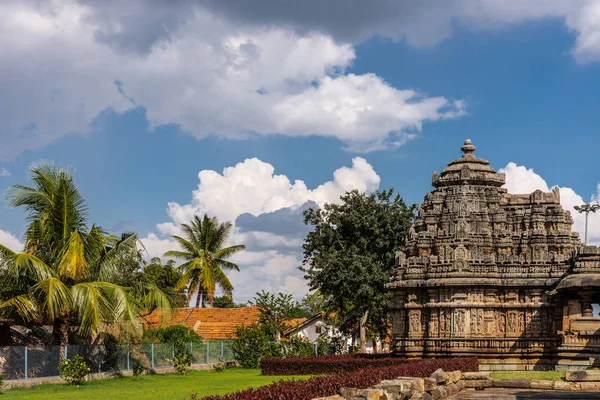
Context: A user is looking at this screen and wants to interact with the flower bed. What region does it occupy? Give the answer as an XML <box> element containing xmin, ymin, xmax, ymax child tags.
<box><xmin>200</xmin><ymin>357</ymin><xmax>478</xmax><ymax>400</ymax></box>
<box><xmin>260</xmin><ymin>354</ymin><xmax>410</xmax><ymax>375</ymax></box>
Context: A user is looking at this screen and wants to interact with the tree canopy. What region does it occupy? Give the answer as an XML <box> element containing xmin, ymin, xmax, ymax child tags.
<box><xmin>165</xmin><ymin>215</ymin><xmax>245</xmax><ymax>307</ymax></box>
<box><xmin>0</xmin><ymin>162</ymin><xmax>171</xmax><ymax>345</ymax></box>
<box><xmin>301</xmin><ymin>188</ymin><xmax>415</xmax><ymax>352</ymax></box>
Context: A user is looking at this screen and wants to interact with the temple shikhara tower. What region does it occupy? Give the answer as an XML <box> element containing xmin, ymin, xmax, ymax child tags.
<box><xmin>388</xmin><ymin>139</ymin><xmax>600</xmax><ymax>370</ymax></box>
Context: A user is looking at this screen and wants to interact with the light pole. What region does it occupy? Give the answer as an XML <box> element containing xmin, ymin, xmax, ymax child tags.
<box><xmin>574</xmin><ymin>203</ymin><xmax>600</xmax><ymax>245</ymax></box>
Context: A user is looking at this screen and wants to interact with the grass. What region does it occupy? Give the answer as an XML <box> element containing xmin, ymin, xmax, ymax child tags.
<box><xmin>1</xmin><ymin>368</ymin><xmax>311</xmax><ymax>400</ymax></box>
<box><xmin>489</xmin><ymin>371</ymin><xmax>566</xmax><ymax>382</ymax></box>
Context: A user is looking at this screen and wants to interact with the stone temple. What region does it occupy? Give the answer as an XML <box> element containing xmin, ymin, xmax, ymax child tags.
<box><xmin>388</xmin><ymin>139</ymin><xmax>600</xmax><ymax>371</ymax></box>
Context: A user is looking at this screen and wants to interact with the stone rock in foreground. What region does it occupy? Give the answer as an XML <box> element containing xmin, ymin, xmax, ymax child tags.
<box><xmin>529</xmin><ymin>380</ymin><xmax>554</xmax><ymax>390</ymax></box>
<box><xmin>465</xmin><ymin>379</ymin><xmax>492</xmax><ymax>388</ymax></box>
<box><xmin>554</xmin><ymin>381</ymin><xmax>581</xmax><ymax>391</ymax></box>
<box><xmin>431</xmin><ymin>368</ymin><xmax>450</xmax><ymax>384</ymax></box>
<box><xmin>580</xmin><ymin>382</ymin><xmax>600</xmax><ymax>391</ymax></box>
<box><xmin>338</xmin><ymin>388</ymin><xmax>390</xmax><ymax>400</ymax></box>
<box><xmin>566</xmin><ymin>370</ymin><xmax>600</xmax><ymax>382</ymax></box>
<box><xmin>492</xmin><ymin>378</ymin><xmax>530</xmax><ymax>388</ymax></box>
<box><xmin>423</xmin><ymin>377</ymin><xmax>437</xmax><ymax>391</ymax></box>
<box><xmin>462</xmin><ymin>372</ymin><xmax>490</xmax><ymax>380</ymax></box>
<box><xmin>448</xmin><ymin>370</ymin><xmax>462</xmax><ymax>383</ymax></box>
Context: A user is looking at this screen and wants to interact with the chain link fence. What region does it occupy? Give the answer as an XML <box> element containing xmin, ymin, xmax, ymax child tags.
<box><xmin>0</xmin><ymin>341</ymin><xmax>234</xmax><ymax>381</ymax></box>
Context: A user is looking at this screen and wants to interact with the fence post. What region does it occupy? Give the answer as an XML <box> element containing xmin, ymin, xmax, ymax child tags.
<box><xmin>190</xmin><ymin>342</ymin><xmax>193</xmax><ymax>362</ymax></box>
<box><xmin>172</xmin><ymin>343</ymin><xmax>175</xmax><ymax>367</ymax></box>
<box><xmin>205</xmin><ymin>342</ymin><xmax>209</xmax><ymax>364</ymax></box>
<box><xmin>314</xmin><ymin>342</ymin><xmax>318</xmax><ymax>356</ymax></box>
<box><xmin>151</xmin><ymin>343</ymin><xmax>155</xmax><ymax>369</ymax></box>
<box><xmin>127</xmin><ymin>344</ymin><xmax>131</xmax><ymax>371</ymax></box>
<box><xmin>24</xmin><ymin>346</ymin><xmax>28</xmax><ymax>380</ymax></box>
<box><xmin>98</xmin><ymin>347</ymin><xmax>102</xmax><ymax>373</ymax></box>
<box><xmin>65</xmin><ymin>344</ymin><xmax>68</xmax><ymax>360</ymax></box>
<box><xmin>220</xmin><ymin>341</ymin><xmax>223</xmax><ymax>360</ymax></box>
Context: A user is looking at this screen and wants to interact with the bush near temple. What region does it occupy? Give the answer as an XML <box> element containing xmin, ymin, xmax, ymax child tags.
<box><xmin>260</xmin><ymin>353</ymin><xmax>408</xmax><ymax>375</ymax></box>
<box><xmin>58</xmin><ymin>355</ymin><xmax>91</xmax><ymax>385</ymax></box>
<box><xmin>198</xmin><ymin>357</ymin><xmax>478</xmax><ymax>400</ymax></box>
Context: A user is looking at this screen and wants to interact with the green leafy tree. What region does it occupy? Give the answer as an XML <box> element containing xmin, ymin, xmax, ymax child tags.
<box><xmin>0</xmin><ymin>162</ymin><xmax>171</xmax><ymax>345</ymax></box>
<box><xmin>231</xmin><ymin>323</ymin><xmax>271</xmax><ymax>368</ymax></box>
<box><xmin>251</xmin><ymin>291</ymin><xmax>299</xmax><ymax>342</ymax></box>
<box><xmin>301</xmin><ymin>188</ymin><xmax>415</xmax><ymax>353</ymax></box>
<box><xmin>110</xmin><ymin>255</ymin><xmax>187</xmax><ymax>309</ymax></box>
<box><xmin>165</xmin><ymin>215</ymin><xmax>245</xmax><ymax>307</ymax></box>
<box><xmin>212</xmin><ymin>295</ymin><xmax>237</xmax><ymax>308</ymax></box>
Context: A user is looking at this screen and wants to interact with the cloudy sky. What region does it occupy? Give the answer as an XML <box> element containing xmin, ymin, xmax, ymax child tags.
<box><xmin>1</xmin><ymin>0</ymin><xmax>600</xmax><ymax>301</ymax></box>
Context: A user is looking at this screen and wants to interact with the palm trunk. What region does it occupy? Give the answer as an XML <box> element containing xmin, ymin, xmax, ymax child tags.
<box><xmin>53</xmin><ymin>317</ymin><xmax>69</xmax><ymax>346</ymax></box>
<box><xmin>359</xmin><ymin>310</ymin><xmax>369</xmax><ymax>353</ymax></box>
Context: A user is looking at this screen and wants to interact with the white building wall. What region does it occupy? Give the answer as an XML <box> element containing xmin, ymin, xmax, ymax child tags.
<box><xmin>288</xmin><ymin>316</ymin><xmax>378</xmax><ymax>353</ymax></box>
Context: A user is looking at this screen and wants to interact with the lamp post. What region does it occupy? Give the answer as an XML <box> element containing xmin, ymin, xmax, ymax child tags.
<box><xmin>574</xmin><ymin>203</ymin><xmax>600</xmax><ymax>245</ymax></box>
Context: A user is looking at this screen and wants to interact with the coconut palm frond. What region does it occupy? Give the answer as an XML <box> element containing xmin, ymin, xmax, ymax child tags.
<box><xmin>33</xmin><ymin>277</ymin><xmax>72</xmax><ymax>321</ymax></box>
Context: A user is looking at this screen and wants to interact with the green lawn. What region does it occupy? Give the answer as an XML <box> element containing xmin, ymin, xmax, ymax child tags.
<box><xmin>2</xmin><ymin>369</ymin><xmax>311</xmax><ymax>400</ymax></box>
<box><xmin>489</xmin><ymin>371</ymin><xmax>566</xmax><ymax>382</ymax></box>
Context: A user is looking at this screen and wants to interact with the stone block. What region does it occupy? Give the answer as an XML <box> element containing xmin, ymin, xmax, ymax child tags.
<box><xmin>429</xmin><ymin>387</ymin><xmax>442</xmax><ymax>400</ymax></box>
<box><xmin>338</xmin><ymin>388</ymin><xmax>390</xmax><ymax>400</ymax></box>
<box><xmin>566</xmin><ymin>370</ymin><xmax>600</xmax><ymax>382</ymax></box>
<box><xmin>529</xmin><ymin>380</ymin><xmax>553</xmax><ymax>390</ymax></box>
<box><xmin>424</xmin><ymin>377</ymin><xmax>437</xmax><ymax>391</ymax></box>
<box><xmin>421</xmin><ymin>392</ymin><xmax>433</xmax><ymax>400</ymax></box>
<box><xmin>492</xmin><ymin>378</ymin><xmax>530</xmax><ymax>389</ymax></box>
<box><xmin>580</xmin><ymin>382</ymin><xmax>600</xmax><ymax>391</ymax></box>
<box><xmin>455</xmin><ymin>380</ymin><xmax>465</xmax><ymax>391</ymax></box>
<box><xmin>312</xmin><ymin>396</ymin><xmax>343</xmax><ymax>400</ymax></box>
<box><xmin>463</xmin><ymin>372</ymin><xmax>490</xmax><ymax>380</ymax></box>
<box><xmin>465</xmin><ymin>379</ymin><xmax>492</xmax><ymax>389</ymax></box>
<box><xmin>448</xmin><ymin>370</ymin><xmax>462</xmax><ymax>383</ymax></box>
<box><xmin>554</xmin><ymin>381</ymin><xmax>580</xmax><ymax>391</ymax></box>
<box><xmin>431</xmin><ymin>368</ymin><xmax>450</xmax><ymax>384</ymax></box>
<box><xmin>446</xmin><ymin>383</ymin><xmax>459</xmax><ymax>396</ymax></box>
<box><xmin>374</xmin><ymin>378</ymin><xmax>423</xmax><ymax>396</ymax></box>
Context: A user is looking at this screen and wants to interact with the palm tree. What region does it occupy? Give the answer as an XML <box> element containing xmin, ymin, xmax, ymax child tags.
<box><xmin>165</xmin><ymin>215</ymin><xmax>245</xmax><ymax>307</ymax></box>
<box><xmin>0</xmin><ymin>162</ymin><xmax>170</xmax><ymax>345</ymax></box>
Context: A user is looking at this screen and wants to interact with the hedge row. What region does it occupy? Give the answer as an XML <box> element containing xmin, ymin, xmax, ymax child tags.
<box><xmin>261</xmin><ymin>353</ymin><xmax>409</xmax><ymax>375</ymax></box>
<box><xmin>200</xmin><ymin>357</ymin><xmax>478</xmax><ymax>400</ymax></box>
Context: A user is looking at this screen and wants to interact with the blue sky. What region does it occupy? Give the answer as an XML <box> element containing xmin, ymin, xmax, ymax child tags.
<box><xmin>1</xmin><ymin>1</ymin><xmax>600</xmax><ymax>301</ymax></box>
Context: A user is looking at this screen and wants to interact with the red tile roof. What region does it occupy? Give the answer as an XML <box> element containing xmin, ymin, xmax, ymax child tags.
<box><xmin>143</xmin><ymin>307</ymin><xmax>260</xmax><ymax>340</ymax></box>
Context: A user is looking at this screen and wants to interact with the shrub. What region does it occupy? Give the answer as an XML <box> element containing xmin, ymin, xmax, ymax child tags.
<box><xmin>58</xmin><ymin>355</ymin><xmax>91</xmax><ymax>385</ymax></box>
<box><xmin>213</xmin><ymin>364</ymin><xmax>225</xmax><ymax>373</ymax></box>
<box><xmin>260</xmin><ymin>353</ymin><xmax>412</xmax><ymax>375</ymax></box>
<box><xmin>143</xmin><ymin>325</ymin><xmax>202</xmax><ymax>344</ymax></box>
<box><xmin>199</xmin><ymin>357</ymin><xmax>479</xmax><ymax>400</ymax></box>
<box><xmin>232</xmin><ymin>324</ymin><xmax>271</xmax><ymax>368</ymax></box>
<box><xmin>284</xmin><ymin>336</ymin><xmax>315</xmax><ymax>358</ymax></box>
<box><xmin>174</xmin><ymin>341</ymin><xmax>193</xmax><ymax>374</ymax></box>
<box><xmin>0</xmin><ymin>373</ymin><xmax>3</xmax><ymax>391</ymax></box>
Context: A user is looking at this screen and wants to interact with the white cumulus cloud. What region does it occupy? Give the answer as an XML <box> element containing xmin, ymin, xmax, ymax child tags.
<box><xmin>0</xmin><ymin>0</ymin><xmax>464</xmax><ymax>161</ymax></box>
<box><xmin>500</xmin><ymin>162</ymin><xmax>600</xmax><ymax>245</ymax></box>
<box><xmin>0</xmin><ymin>228</ymin><xmax>23</xmax><ymax>252</ymax></box>
<box><xmin>142</xmin><ymin>156</ymin><xmax>381</xmax><ymax>301</ymax></box>
<box><xmin>0</xmin><ymin>168</ymin><xmax>10</xmax><ymax>177</ymax></box>
<box><xmin>164</xmin><ymin>157</ymin><xmax>380</xmax><ymax>225</ymax></box>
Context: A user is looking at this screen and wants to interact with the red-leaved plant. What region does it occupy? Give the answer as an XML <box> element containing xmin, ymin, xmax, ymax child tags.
<box><xmin>197</xmin><ymin>357</ymin><xmax>478</xmax><ymax>400</ymax></box>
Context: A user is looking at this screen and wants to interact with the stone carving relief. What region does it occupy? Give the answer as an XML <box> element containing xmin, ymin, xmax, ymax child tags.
<box><xmin>409</xmin><ymin>310</ymin><xmax>422</xmax><ymax>335</ymax></box>
<box><xmin>455</xmin><ymin>309</ymin><xmax>466</xmax><ymax>336</ymax></box>
<box><xmin>498</xmin><ymin>312</ymin><xmax>506</xmax><ymax>335</ymax></box>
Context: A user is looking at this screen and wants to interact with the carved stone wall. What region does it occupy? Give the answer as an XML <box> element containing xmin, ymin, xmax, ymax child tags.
<box><xmin>388</xmin><ymin>140</ymin><xmax>585</xmax><ymax>369</ymax></box>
